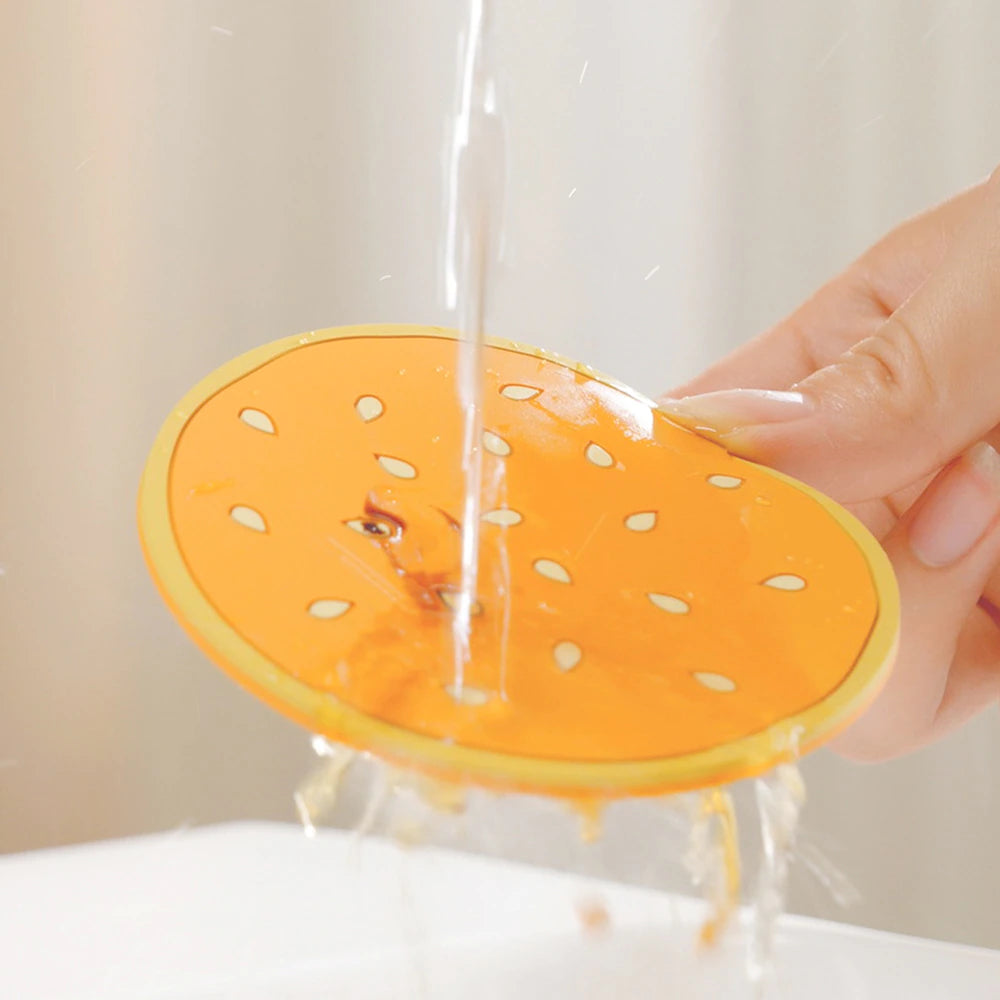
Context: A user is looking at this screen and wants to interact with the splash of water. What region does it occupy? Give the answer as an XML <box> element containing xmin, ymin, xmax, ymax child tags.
<box><xmin>293</xmin><ymin>735</ymin><xmax>356</xmax><ymax>838</ymax></box>
<box><xmin>295</xmin><ymin>742</ymin><xmax>842</xmax><ymax>997</ymax></box>
<box><xmin>796</xmin><ymin>835</ymin><xmax>861</xmax><ymax>909</ymax></box>
<box><xmin>441</xmin><ymin>0</ymin><xmax>507</xmax><ymax>697</ymax></box>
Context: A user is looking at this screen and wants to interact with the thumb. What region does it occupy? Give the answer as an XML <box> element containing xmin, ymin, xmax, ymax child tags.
<box><xmin>661</xmin><ymin>169</ymin><xmax>1000</xmax><ymax>503</ymax></box>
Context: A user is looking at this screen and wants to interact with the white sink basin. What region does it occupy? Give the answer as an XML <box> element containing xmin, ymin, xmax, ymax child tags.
<box><xmin>2</xmin><ymin>823</ymin><xmax>997</xmax><ymax>999</ymax></box>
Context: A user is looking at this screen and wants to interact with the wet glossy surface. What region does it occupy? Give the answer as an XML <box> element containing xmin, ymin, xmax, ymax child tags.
<box><xmin>141</xmin><ymin>326</ymin><xmax>893</xmax><ymax>791</ymax></box>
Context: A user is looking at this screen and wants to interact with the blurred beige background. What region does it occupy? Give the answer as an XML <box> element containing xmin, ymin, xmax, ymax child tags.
<box><xmin>2</xmin><ymin>0</ymin><xmax>999</xmax><ymax>949</ymax></box>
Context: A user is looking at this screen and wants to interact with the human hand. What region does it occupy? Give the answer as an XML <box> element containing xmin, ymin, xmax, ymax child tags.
<box><xmin>660</xmin><ymin>172</ymin><xmax>1000</xmax><ymax>762</ymax></box>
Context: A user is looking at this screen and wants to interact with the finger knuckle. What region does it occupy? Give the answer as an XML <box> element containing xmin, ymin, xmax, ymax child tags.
<box><xmin>844</xmin><ymin>314</ymin><xmax>938</xmax><ymax>427</ymax></box>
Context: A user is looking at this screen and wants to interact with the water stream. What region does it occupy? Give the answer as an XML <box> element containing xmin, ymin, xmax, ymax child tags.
<box><xmin>440</xmin><ymin>0</ymin><xmax>507</xmax><ymax>699</ymax></box>
<box><xmin>748</xmin><ymin>762</ymin><xmax>807</xmax><ymax>995</ymax></box>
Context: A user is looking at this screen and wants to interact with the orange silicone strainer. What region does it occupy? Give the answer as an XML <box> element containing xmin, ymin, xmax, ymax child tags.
<box><xmin>138</xmin><ymin>324</ymin><xmax>898</xmax><ymax>800</ymax></box>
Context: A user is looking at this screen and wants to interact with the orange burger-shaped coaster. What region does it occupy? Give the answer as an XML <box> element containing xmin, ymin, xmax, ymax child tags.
<box><xmin>139</xmin><ymin>324</ymin><xmax>898</xmax><ymax>799</ymax></box>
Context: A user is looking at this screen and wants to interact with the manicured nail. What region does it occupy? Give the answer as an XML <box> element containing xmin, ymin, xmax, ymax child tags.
<box><xmin>658</xmin><ymin>389</ymin><xmax>813</xmax><ymax>435</ymax></box>
<box><xmin>909</xmin><ymin>442</ymin><xmax>1000</xmax><ymax>568</ymax></box>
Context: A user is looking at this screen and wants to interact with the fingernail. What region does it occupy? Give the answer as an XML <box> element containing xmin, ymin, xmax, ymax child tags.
<box><xmin>658</xmin><ymin>389</ymin><xmax>813</xmax><ymax>435</ymax></box>
<box><xmin>909</xmin><ymin>442</ymin><xmax>1000</xmax><ymax>568</ymax></box>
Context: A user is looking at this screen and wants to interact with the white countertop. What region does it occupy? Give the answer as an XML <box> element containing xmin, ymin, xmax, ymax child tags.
<box><xmin>1</xmin><ymin>822</ymin><xmax>997</xmax><ymax>999</ymax></box>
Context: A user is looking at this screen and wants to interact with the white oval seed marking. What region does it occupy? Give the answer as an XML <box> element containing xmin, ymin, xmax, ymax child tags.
<box><xmin>762</xmin><ymin>574</ymin><xmax>807</xmax><ymax>591</ymax></box>
<box><xmin>230</xmin><ymin>505</ymin><xmax>267</xmax><ymax>532</ymax></box>
<box><xmin>533</xmin><ymin>558</ymin><xmax>572</xmax><ymax>584</ymax></box>
<box><xmin>693</xmin><ymin>671</ymin><xmax>737</xmax><ymax>693</ymax></box>
<box><xmin>625</xmin><ymin>511</ymin><xmax>657</xmax><ymax>532</ymax></box>
<box><xmin>585</xmin><ymin>442</ymin><xmax>614</xmax><ymax>468</ymax></box>
<box><xmin>355</xmin><ymin>395</ymin><xmax>384</xmax><ymax>422</ymax></box>
<box><xmin>239</xmin><ymin>408</ymin><xmax>275</xmax><ymax>433</ymax></box>
<box><xmin>376</xmin><ymin>455</ymin><xmax>417</xmax><ymax>479</ymax></box>
<box><xmin>483</xmin><ymin>508</ymin><xmax>523</xmax><ymax>526</ymax></box>
<box><xmin>307</xmin><ymin>599</ymin><xmax>352</xmax><ymax>620</ymax></box>
<box><xmin>483</xmin><ymin>430</ymin><xmax>512</xmax><ymax>457</ymax></box>
<box><xmin>648</xmin><ymin>592</ymin><xmax>690</xmax><ymax>614</ymax></box>
<box><xmin>553</xmin><ymin>641</ymin><xmax>582</xmax><ymax>671</ymax></box>
<box><xmin>437</xmin><ymin>589</ymin><xmax>483</xmax><ymax>615</ymax></box>
<box><xmin>707</xmin><ymin>474</ymin><xmax>743</xmax><ymax>489</ymax></box>
<box><xmin>445</xmin><ymin>684</ymin><xmax>490</xmax><ymax>706</ymax></box>
<box><xmin>500</xmin><ymin>384</ymin><xmax>541</xmax><ymax>401</ymax></box>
